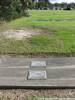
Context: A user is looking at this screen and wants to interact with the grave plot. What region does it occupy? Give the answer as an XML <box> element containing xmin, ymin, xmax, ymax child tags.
<box><xmin>27</xmin><ymin>61</ymin><xmax>47</xmax><ymax>80</ymax></box>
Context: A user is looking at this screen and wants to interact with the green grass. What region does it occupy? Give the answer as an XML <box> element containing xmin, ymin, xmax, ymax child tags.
<box><xmin>1</xmin><ymin>10</ymin><xmax>75</xmax><ymax>56</ymax></box>
<box><xmin>9</xmin><ymin>10</ymin><xmax>75</xmax><ymax>29</ymax></box>
<box><xmin>0</xmin><ymin>33</ymin><xmax>75</xmax><ymax>56</ymax></box>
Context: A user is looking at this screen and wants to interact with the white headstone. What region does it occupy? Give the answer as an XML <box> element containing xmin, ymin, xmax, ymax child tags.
<box><xmin>31</xmin><ymin>61</ymin><xmax>46</xmax><ymax>67</ymax></box>
<box><xmin>28</xmin><ymin>70</ymin><xmax>47</xmax><ymax>80</ymax></box>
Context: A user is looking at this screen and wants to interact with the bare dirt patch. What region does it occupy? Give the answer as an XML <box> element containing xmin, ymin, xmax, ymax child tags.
<box><xmin>1</xmin><ymin>27</ymin><xmax>53</xmax><ymax>40</ymax></box>
<box><xmin>1</xmin><ymin>28</ymin><xmax>40</xmax><ymax>40</ymax></box>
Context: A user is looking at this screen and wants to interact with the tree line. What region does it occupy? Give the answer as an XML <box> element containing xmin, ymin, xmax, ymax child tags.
<box><xmin>29</xmin><ymin>2</ymin><xmax>75</xmax><ymax>10</ymax></box>
<box><xmin>0</xmin><ymin>0</ymin><xmax>75</xmax><ymax>21</ymax></box>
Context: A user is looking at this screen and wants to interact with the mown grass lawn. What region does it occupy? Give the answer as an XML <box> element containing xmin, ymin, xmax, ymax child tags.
<box><xmin>0</xmin><ymin>10</ymin><xmax>75</xmax><ymax>56</ymax></box>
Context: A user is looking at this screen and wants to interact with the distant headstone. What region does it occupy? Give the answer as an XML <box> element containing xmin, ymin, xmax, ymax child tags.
<box><xmin>28</xmin><ymin>70</ymin><xmax>47</xmax><ymax>80</ymax></box>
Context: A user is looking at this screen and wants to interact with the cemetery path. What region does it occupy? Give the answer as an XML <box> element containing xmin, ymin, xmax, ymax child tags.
<box><xmin>0</xmin><ymin>56</ymin><xmax>75</xmax><ymax>88</ymax></box>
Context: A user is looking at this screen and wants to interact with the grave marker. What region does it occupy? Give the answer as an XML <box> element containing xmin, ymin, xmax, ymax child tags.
<box><xmin>28</xmin><ymin>70</ymin><xmax>47</xmax><ymax>80</ymax></box>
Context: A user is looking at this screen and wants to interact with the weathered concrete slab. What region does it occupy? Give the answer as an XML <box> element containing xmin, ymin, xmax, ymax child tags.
<box><xmin>47</xmin><ymin>67</ymin><xmax>75</xmax><ymax>79</ymax></box>
<box><xmin>1</xmin><ymin>78</ymin><xmax>75</xmax><ymax>87</ymax></box>
<box><xmin>0</xmin><ymin>57</ymin><xmax>75</xmax><ymax>67</ymax></box>
<box><xmin>0</xmin><ymin>67</ymin><xmax>28</xmax><ymax>79</ymax></box>
<box><xmin>0</xmin><ymin>57</ymin><xmax>75</xmax><ymax>87</ymax></box>
<box><xmin>28</xmin><ymin>70</ymin><xmax>47</xmax><ymax>80</ymax></box>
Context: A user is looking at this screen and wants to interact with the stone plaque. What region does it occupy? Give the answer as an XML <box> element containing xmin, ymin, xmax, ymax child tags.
<box><xmin>31</xmin><ymin>61</ymin><xmax>46</xmax><ymax>67</ymax></box>
<box><xmin>28</xmin><ymin>70</ymin><xmax>47</xmax><ymax>80</ymax></box>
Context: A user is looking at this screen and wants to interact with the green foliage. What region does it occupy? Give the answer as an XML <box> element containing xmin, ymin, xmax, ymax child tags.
<box><xmin>0</xmin><ymin>0</ymin><xmax>29</xmax><ymax>21</ymax></box>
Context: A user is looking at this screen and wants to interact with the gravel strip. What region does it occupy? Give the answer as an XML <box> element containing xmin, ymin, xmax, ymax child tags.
<box><xmin>0</xmin><ymin>89</ymin><xmax>75</xmax><ymax>99</ymax></box>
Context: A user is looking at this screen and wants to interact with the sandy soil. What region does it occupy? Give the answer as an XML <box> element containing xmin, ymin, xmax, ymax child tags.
<box><xmin>1</xmin><ymin>28</ymin><xmax>46</xmax><ymax>40</ymax></box>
